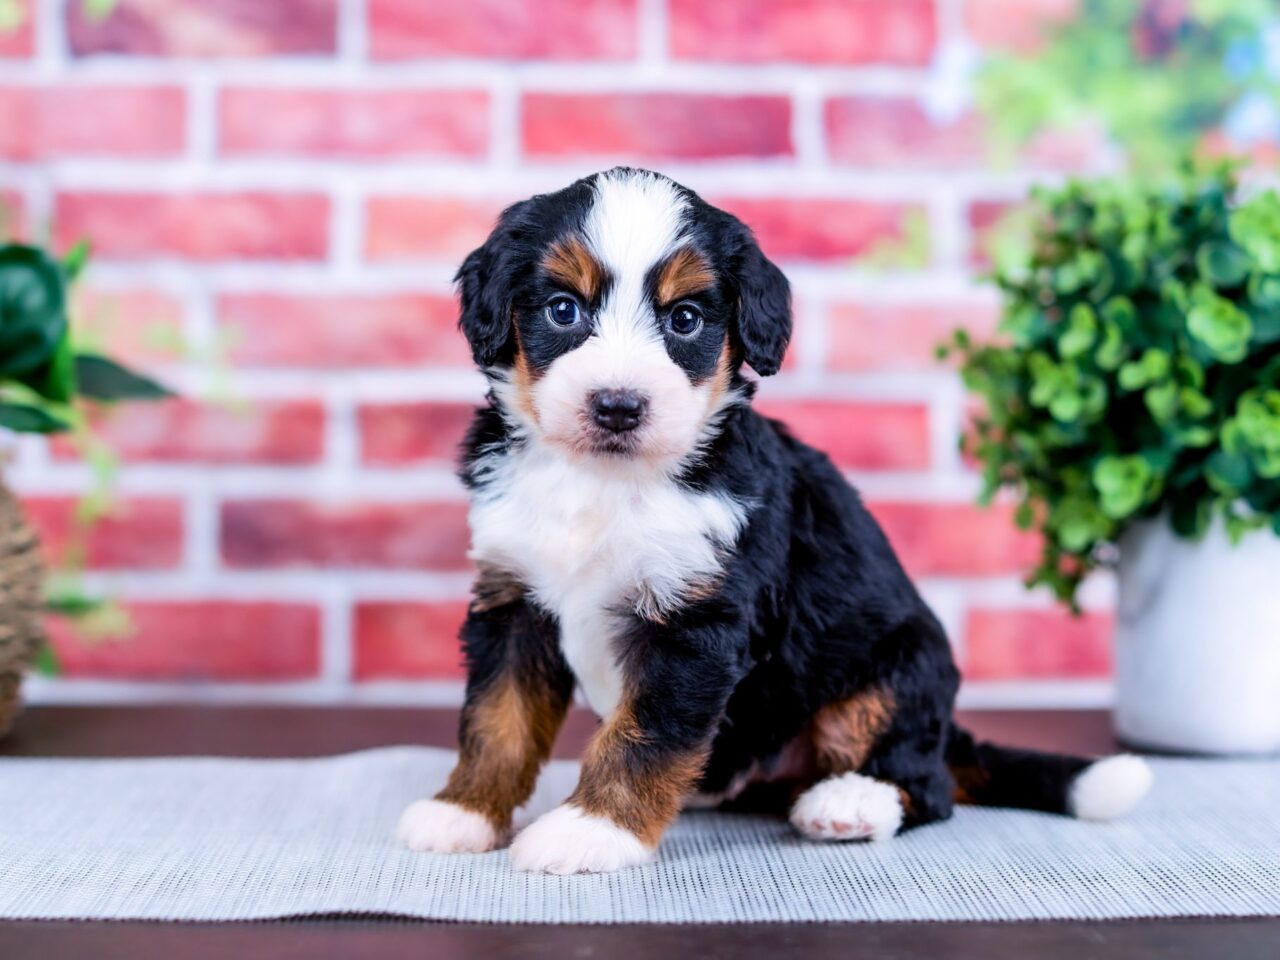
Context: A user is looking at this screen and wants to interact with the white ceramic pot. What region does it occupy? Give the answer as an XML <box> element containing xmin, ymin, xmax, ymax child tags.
<box><xmin>1114</xmin><ymin>516</ymin><xmax>1280</xmax><ymax>755</ymax></box>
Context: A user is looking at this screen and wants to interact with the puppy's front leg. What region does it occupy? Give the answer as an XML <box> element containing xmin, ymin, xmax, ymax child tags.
<box><xmin>510</xmin><ymin>614</ymin><xmax>741</xmax><ymax>874</ymax></box>
<box><xmin>398</xmin><ymin>596</ymin><xmax>573</xmax><ymax>854</ymax></box>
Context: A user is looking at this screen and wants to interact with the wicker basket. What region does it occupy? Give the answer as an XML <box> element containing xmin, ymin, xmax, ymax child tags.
<box><xmin>0</xmin><ymin>480</ymin><xmax>44</xmax><ymax>738</ymax></box>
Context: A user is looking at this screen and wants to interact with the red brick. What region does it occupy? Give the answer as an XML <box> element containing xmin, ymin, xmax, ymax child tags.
<box><xmin>354</xmin><ymin>601</ymin><xmax>468</xmax><ymax>680</ymax></box>
<box><xmin>48</xmin><ymin>601</ymin><xmax>321</xmax><ymax>680</ymax></box>
<box><xmin>867</xmin><ymin>501</ymin><xmax>1042</xmax><ymax>578</ymax></box>
<box><xmin>68</xmin><ymin>0</ymin><xmax>337</xmax><ymax>57</ymax></box>
<box><xmin>964</xmin><ymin>608</ymin><xmax>1113</xmax><ymax>680</ymax></box>
<box><xmin>0</xmin><ymin>0</ymin><xmax>34</xmax><ymax>57</ymax></box>
<box><xmin>826</xmin><ymin>300</ymin><xmax>998</xmax><ymax>372</ymax></box>
<box><xmin>364</xmin><ymin>195</ymin><xmax>505</xmax><ymax>261</ymax></box>
<box><xmin>54</xmin><ymin>192</ymin><xmax>329</xmax><ymax>261</ymax></box>
<box><xmin>359</xmin><ymin>403</ymin><xmax>476</xmax><ymax>466</ymax></box>
<box><xmin>670</xmin><ymin>0</ymin><xmax>937</xmax><ymax>65</ymax></box>
<box><xmin>965</xmin><ymin>0</ymin><xmax>1078</xmax><ymax>53</ymax></box>
<box><xmin>755</xmin><ymin>400</ymin><xmax>931</xmax><ymax>470</ymax></box>
<box><xmin>23</xmin><ymin>497</ymin><xmax>184</xmax><ymax>570</ymax></box>
<box><xmin>220</xmin><ymin>500</ymin><xmax>470</xmax><ymax>570</ymax></box>
<box><xmin>826</xmin><ymin>97</ymin><xmax>988</xmax><ymax>169</ymax></box>
<box><xmin>55</xmin><ymin>399</ymin><xmax>325</xmax><ymax>464</ymax></box>
<box><xmin>218</xmin><ymin>293</ymin><xmax>471</xmax><ymax>368</ymax></box>
<box><xmin>522</xmin><ymin>93</ymin><xmax>792</xmax><ymax>160</ymax></box>
<box><xmin>369</xmin><ymin>0</ymin><xmax>636</xmax><ymax>60</ymax></box>
<box><xmin>715</xmin><ymin>197</ymin><xmax>920</xmax><ymax>262</ymax></box>
<box><xmin>0</xmin><ymin>85</ymin><xmax>184</xmax><ymax>160</ymax></box>
<box><xmin>219</xmin><ymin>88</ymin><xmax>490</xmax><ymax>158</ymax></box>
<box><xmin>73</xmin><ymin>288</ymin><xmax>186</xmax><ymax>365</ymax></box>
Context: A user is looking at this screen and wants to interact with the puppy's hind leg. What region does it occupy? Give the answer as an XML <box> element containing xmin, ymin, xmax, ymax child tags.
<box><xmin>790</xmin><ymin>622</ymin><xmax>960</xmax><ymax>842</ymax></box>
<box><xmin>788</xmin><ymin>683</ymin><xmax>915</xmax><ymax>842</ymax></box>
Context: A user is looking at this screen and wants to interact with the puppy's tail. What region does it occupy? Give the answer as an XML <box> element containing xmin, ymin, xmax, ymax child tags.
<box><xmin>945</xmin><ymin>725</ymin><xmax>1153</xmax><ymax>821</ymax></box>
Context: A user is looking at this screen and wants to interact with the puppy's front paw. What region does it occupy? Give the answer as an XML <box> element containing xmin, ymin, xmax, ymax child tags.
<box><xmin>396</xmin><ymin>798</ymin><xmax>500</xmax><ymax>854</ymax></box>
<box><xmin>509</xmin><ymin>804</ymin><xmax>651</xmax><ymax>874</ymax></box>
<box><xmin>790</xmin><ymin>772</ymin><xmax>904</xmax><ymax>842</ymax></box>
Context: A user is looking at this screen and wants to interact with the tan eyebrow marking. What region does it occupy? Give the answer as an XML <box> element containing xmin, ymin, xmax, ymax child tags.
<box><xmin>541</xmin><ymin>235</ymin><xmax>606</xmax><ymax>302</ymax></box>
<box><xmin>656</xmin><ymin>246</ymin><xmax>715</xmax><ymax>305</ymax></box>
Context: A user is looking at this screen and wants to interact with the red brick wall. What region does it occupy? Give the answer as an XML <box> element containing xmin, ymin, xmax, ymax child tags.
<box><xmin>2</xmin><ymin>0</ymin><xmax>1113</xmax><ymax>708</ymax></box>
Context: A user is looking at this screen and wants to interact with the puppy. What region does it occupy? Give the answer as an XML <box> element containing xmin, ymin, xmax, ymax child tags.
<box><xmin>397</xmin><ymin>168</ymin><xmax>1153</xmax><ymax>874</ymax></box>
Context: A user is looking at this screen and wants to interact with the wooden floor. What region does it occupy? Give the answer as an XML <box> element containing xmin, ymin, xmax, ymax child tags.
<box><xmin>1</xmin><ymin>705</ymin><xmax>1275</xmax><ymax>959</ymax></box>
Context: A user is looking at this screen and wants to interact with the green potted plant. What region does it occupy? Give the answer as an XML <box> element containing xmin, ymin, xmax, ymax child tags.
<box><xmin>945</xmin><ymin>164</ymin><xmax>1280</xmax><ymax>755</ymax></box>
<box><xmin>0</xmin><ymin>241</ymin><xmax>171</xmax><ymax>736</ymax></box>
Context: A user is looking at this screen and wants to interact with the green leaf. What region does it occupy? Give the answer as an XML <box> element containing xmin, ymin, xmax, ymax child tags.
<box><xmin>0</xmin><ymin>401</ymin><xmax>69</xmax><ymax>433</ymax></box>
<box><xmin>1094</xmin><ymin>319</ymin><xmax>1127</xmax><ymax>370</ymax></box>
<box><xmin>1186</xmin><ymin>287</ymin><xmax>1252</xmax><ymax>362</ymax></box>
<box><xmin>1248</xmin><ymin>273</ymin><xmax>1280</xmax><ymax>308</ymax></box>
<box><xmin>32</xmin><ymin>642</ymin><xmax>60</xmax><ymax>677</ymax></box>
<box><xmin>73</xmin><ymin>354</ymin><xmax>172</xmax><ymax>401</ymax></box>
<box><xmin>1093</xmin><ymin>455</ymin><xmax>1152</xmax><ymax>519</ymax></box>
<box><xmin>1118</xmin><ymin>348</ymin><xmax>1170</xmax><ymax>390</ymax></box>
<box><xmin>28</xmin><ymin>329</ymin><xmax>78</xmax><ymax>404</ymax></box>
<box><xmin>1144</xmin><ymin>381</ymin><xmax>1178</xmax><ymax>422</ymax></box>
<box><xmin>1230</xmin><ymin>192</ymin><xmax>1280</xmax><ymax>273</ymax></box>
<box><xmin>1048</xmin><ymin>390</ymin><xmax>1082</xmax><ymax>422</ymax></box>
<box><xmin>0</xmin><ymin>244</ymin><xmax>69</xmax><ymax>379</ymax></box>
<box><xmin>1059</xmin><ymin>303</ymin><xmax>1097</xmax><ymax>358</ymax></box>
<box><xmin>1206</xmin><ymin>450</ymin><xmax>1253</xmax><ymax>495</ymax></box>
<box><xmin>61</xmin><ymin>239</ymin><xmax>90</xmax><ymax>285</ymax></box>
<box><xmin>1195</xmin><ymin>240</ymin><xmax>1250</xmax><ymax>288</ymax></box>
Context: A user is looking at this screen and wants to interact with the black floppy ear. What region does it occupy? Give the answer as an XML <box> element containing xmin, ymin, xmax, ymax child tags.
<box><xmin>455</xmin><ymin>201</ymin><xmax>529</xmax><ymax>368</ymax></box>
<box><xmin>731</xmin><ymin>226</ymin><xmax>792</xmax><ymax>377</ymax></box>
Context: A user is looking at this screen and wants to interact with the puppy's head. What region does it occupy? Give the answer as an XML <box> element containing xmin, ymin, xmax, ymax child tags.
<box><xmin>457</xmin><ymin>168</ymin><xmax>790</xmax><ymax>466</ymax></box>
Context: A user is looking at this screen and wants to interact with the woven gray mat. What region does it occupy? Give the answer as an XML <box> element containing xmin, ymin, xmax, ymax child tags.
<box><xmin>1</xmin><ymin>746</ymin><xmax>1278</xmax><ymax>923</ymax></box>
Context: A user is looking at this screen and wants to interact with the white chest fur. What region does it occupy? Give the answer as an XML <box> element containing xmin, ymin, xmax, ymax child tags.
<box><xmin>468</xmin><ymin>446</ymin><xmax>746</xmax><ymax>717</ymax></box>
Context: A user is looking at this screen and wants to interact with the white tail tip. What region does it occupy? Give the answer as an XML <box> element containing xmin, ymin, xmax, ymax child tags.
<box><xmin>1069</xmin><ymin>754</ymin><xmax>1154</xmax><ymax>821</ymax></box>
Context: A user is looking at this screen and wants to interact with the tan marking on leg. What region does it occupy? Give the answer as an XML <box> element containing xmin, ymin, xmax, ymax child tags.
<box><xmin>437</xmin><ymin>673</ymin><xmax>568</xmax><ymax>831</ymax></box>
<box><xmin>541</xmin><ymin>235</ymin><xmax>606</xmax><ymax>302</ymax></box>
<box><xmin>569</xmin><ymin>704</ymin><xmax>710</xmax><ymax>848</ymax></box>
<box><xmin>811</xmin><ymin>685</ymin><xmax>897</xmax><ymax>774</ymax></box>
<box><xmin>656</xmin><ymin>246</ymin><xmax>715</xmax><ymax>305</ymax></box>
<box><xmin>950</xmin><ymin>764</ymin><xmax>990</xmax><ymax>805</ymax></box>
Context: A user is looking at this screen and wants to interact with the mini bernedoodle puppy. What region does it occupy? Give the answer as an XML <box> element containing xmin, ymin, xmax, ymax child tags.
<box><xmin>397</xmin><ymin>168</ymin><xmax>1153</xmax><ymax>874</ymax></box>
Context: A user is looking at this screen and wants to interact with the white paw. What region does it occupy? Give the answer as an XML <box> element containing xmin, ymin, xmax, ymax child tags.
<box><xmin>790</xmin><ymin>772</ymin><xmax>904</xmax><ymax>842</ymax></box>
<box><xmin>1069</xmin><ymin>755</ymin><xmax>1154</xmax><ymax>821</ymax></box>
<box><xmin>509</xmin><ymin>804</ymin><xmax>652</xmax><ymax>874</ymax></box>
<box><xmin>396</xmin><ymin>798</ymin><xmax>500</xmax><ymax>854</ymax></box>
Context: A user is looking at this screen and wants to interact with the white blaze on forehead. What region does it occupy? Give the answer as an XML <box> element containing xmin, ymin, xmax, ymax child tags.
<box><xmin>582</xmin><ymin>170</ymin><xmax>689</xmax><ymax>344</ymax></box>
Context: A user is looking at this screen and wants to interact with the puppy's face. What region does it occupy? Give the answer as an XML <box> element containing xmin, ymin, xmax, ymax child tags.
<box><xmin>457</xmin><ymin>168</ymin><xmax>791</xmax><ymax>467</ymax></box>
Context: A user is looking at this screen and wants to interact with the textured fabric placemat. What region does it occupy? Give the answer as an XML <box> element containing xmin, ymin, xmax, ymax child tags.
<box><xmin>1</xmin><ymin>747</ymin><xmax>1278</xmax><ymax>923</ymax></box>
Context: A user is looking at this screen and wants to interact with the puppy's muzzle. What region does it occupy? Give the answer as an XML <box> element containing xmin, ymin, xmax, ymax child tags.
<box><xmin>590</xmin><ymin>389</ymin><xmax>648</xmax><ymax>434</ymax></box>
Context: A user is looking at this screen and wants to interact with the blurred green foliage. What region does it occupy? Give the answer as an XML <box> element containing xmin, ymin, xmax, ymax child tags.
<box><xmin>942</xmin><ymin>165</ymin><xmax>1280</xmax><ymax>607</ymax></box>
<box><xmin>0</xmin><ymin>243</ymin><xmax>172</xmax><ymax>433</ymax></box>
<box><xmin>978</xmin><ymin>0</ymin><xmax>1280</xmax><ymax>172</ymax></box>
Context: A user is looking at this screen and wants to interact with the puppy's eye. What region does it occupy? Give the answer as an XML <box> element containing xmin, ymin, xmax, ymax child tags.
<box><xmin>546</xmin><ymin>295</ymin><xmax>582</xmax><ymax>327</ymax></box>
<box><xmin>668</xmin><ymin>303</ymin><xmax>703</xmax><ymax>337</ymax></box>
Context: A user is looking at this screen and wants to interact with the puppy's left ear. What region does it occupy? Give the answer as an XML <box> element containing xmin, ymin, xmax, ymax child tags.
<box><xmin>731</xmin><ymin>226</ymin><xmax>792</xmax><ymax>377</ymax></box>
<box><xmin>455</xmin><ymin>199</ymin><xmax>530</xmax><ymax>368</ymax></box>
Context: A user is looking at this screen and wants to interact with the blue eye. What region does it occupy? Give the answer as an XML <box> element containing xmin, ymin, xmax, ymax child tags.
<box><xmin>546</xmin><ymin>295</ymin><xmax>582</xmax><ymax>327</ymax></box>
<box><xmin>668</xmin><ymin>303</ymin><xmax>703</xmax><ymax>337</ymax></box>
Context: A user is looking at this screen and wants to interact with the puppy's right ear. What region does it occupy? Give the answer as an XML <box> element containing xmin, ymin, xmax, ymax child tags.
<box><xmin>455</xmin><ymin>201</ymin><xmax>529</xmax><ymax>368</ymax></box>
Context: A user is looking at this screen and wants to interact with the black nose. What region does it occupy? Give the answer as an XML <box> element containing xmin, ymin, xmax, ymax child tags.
<box><xmin>590</xmin><ymin>389</ymin><xmax>647</xmax><ymax>434</ymax></box>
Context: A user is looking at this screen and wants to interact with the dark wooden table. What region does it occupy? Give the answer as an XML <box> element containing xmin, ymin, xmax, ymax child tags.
<box><xmin>1</xmin><ymin>706</ymin><xmax>1275</xmax><ymax>959</ymax></box>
